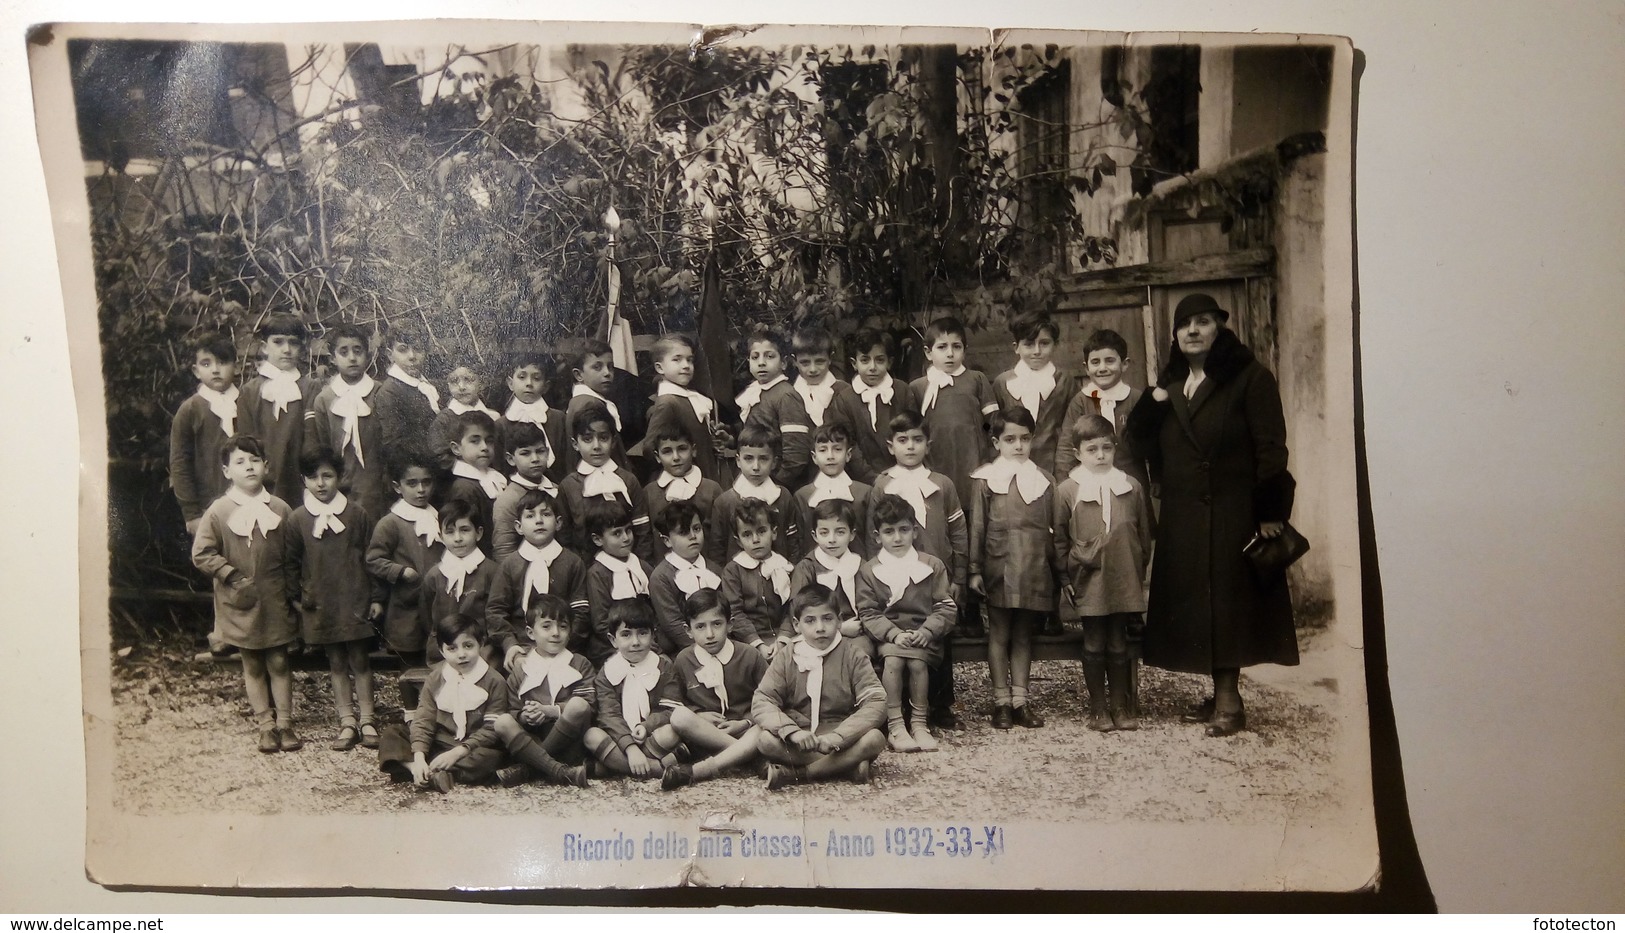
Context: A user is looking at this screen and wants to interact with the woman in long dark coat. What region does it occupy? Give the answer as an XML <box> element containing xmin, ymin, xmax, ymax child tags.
<box><xmin>1127</xmin><ymin>293</ymin><xmax>1298</xmax><ymax>736</ymax></box>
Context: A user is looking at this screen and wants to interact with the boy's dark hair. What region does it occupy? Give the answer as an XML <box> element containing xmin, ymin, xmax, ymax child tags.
<box><xmin>606</xmin><ymin>597</ymin><xmax>656</xmax><ymax>635</ymax></box>
<box><xmin>886</xmin><ymin>409</ymin><xmax>929</xmax><ymax>440</ymax></box>
<box><xmin>297</xmin><ymin>444</ymin><xmax>344</xmax><ymax>478</ymax></box>
<box><xmin>923</xmin><ymin>316</ymin><xmax>966</xmax><ymax>346</ymax></box>
<box><xmin>986</xmin><ymin>405</ymin><xmax>1038</xmax><ymax>438</ymax></box>
<box><xmin>525</xmin><ymin>593</ymin><xmax>572</xmax><ymax>629</ymax></box>
<box><xmin>502</xmin><ymin>419</ymin><xmax>550</xmax><ymax>456</ymax></box>
<box><xmin>516</xmin><ymin>487</ymin><xmax>560</xmax><ymax>520</ymax></box>
<box><xmin>656</xmin><ymin>499</ymin><xmax>705</xmax><ymax>537</ymax></box>
<box><xmin>454</xmin><ymin>409</ymin><xmax>497</xmax><ymax>445</ymax></box>
<box><xmin>583</xmin><ymin>496</ymin><xmax>634</xmax><ymax>539</ymax></box>
<box><xmin>507</xmin><ymin>350</ymin><xmax>553</xmax><ymax>379</ymax></box>
<box><xmin>437</xmin><ymin>497</ymin><xmax>484</xmax><ymax>533</ymax></box>
<box><xmin>1009</xmin><ymin>311</ymin><xmax>1060</xmax><ymax>344</ymax></box>
<box><xmin>791</xmin><ymin>326</ymin><xmax>834</xmax><ymax>358</ymax></box>
<box><xmin>848</xmin><ymin>327</ymin><xmax>895</xmax><ymax>361</ymax></box>
<box><xmin>1081</xmin><ymin>328</ymin><xmax>1130</xmax><ymax>360</ymax></box>
<box><xmin>683</xmin><ymin>587</ymin><xmax>725</xmax><ymax>624</ymax></box>
<box><xmin>787</xmin><ymin>583</ymin><xmax>837</xmax><ymax>623</ymax></box>
<box><xmin>386</xmin><ymin>319</ymin><xmax>427</xmax><ymax>347</ymax></box>
<box><xmin>220</xmin><ymin>433</ymin><xmax>267</xmax><ymax>465</ymax></box>
<box><xmin>1071</xmin><ymin>413</ymin><xmax>1117</xmax><ymax>444</ymax></box>
<box><xmin>570</xmin><ymin>401</ymin><xmax>617</xmax><ymax>440</ymax></box>
<box><xmin>811</xmin><ymin>422</ymin><xmax>854</xmax><ymax>449</ymax></box>
<box><xmin>327</xmin><ymin>322</ymin><xmax>371</xmax><ymax>351</ymax></box>
<box><xmin>811</xmin><ymin>498</ymin><xmax>858</xmax><ymax>532</ymax></box>
<box><xmin>386</xmin><ymin>445</ymin><xmax>438</xmax><ymax>482</ymax></box>
<box><xmin>733</xmin><ymin>500</ymin><xmax>775</xmax><ymax>538</ymax></box>
<box><xmin>743</xmin><ymin>322</ymin><xmax>788</xmax><ymax>356</ymax></box>
<box><xmin>736</xmin><ymin>423</ymin><xmax>780</xmax><ymax>457</ymax></box>
<box><xmin>650</xmin><ymin>333</ymin><xmax>695</xmax><ymax>363</ymax></box>
<box><xmin>434</xmin><ymin>613</ymin><xmax>485</xmax><ymax>649</ymax></box>
<box><xmin>190</xmin><ymin>331</ymin><xmax>237</xmax><ymax>366</ymax></box>
<box><xmin>871</xmin><ymin>492</ymin><xmax>917</xmax><ymax>530</ymax></box>
<box><xmin>648</xmin><ymin>423</ymin><xmax>695</xmax><ymax>451</ymax></box>
<box><xmin>257</xmin><ymin>313</ymin><xmax>309</xmax><ymax>341</ymax></box>
<box><xmin>569</xmin><ymin>339</ymin><xmax>613</xmax><ymax>378</ymax></box>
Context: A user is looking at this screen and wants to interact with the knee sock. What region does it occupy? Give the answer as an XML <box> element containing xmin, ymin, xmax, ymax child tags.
<box><xmin>1010</xmin><ymin>686</ymin><xmax>1028</xmax><ymax>709</ymax></box>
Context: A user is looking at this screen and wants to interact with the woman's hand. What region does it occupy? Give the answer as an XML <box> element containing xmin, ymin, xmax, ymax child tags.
<box><xmin>1258</xmin><ymin>521</ymin><xmax>1285</xmax><ymax>540</ymax></box>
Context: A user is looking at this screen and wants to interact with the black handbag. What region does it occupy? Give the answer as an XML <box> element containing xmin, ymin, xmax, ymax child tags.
<box><xmin>1243</xmin><ymin>521</ymin><xmax>1311</xmax><ymax>579</ymax></box>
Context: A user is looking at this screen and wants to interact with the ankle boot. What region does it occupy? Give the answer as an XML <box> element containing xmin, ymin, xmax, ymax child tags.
<box><xmin>516</xmin><ymin>737</ymin><xmax>590</xmax><ymax>787</ymax></box>
<box><xmin>1083</xmin><ymin>651</ymin><xmax>1112</xmax><ymax>732</ymax></box>
<box><xmin>1107</xmin><ymin>653</ymin><xmax>1139</xmax><ymax>730</ymax></box>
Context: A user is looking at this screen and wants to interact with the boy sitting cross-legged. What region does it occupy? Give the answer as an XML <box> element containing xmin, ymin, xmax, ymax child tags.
<box><xmin>486</xmin><ymin>487</ymin><xmax>590</xmax><ymax>672</ymax></box>
<box><xmin>658</xmin><ymin>588</ymin><xmax>770</xmax><ymax>790</ymax></box>
<box><xmin>646</xmin><ymin>499</ymin><xmax>725</xmax><ymax>657</ymax></box>
<box><xmin>490</xmin><ymin>593</ymin><xmax>594</xmax><ymax>788</ymax></box>
<box><xmin>378</xmin><ymin>613</ymin><xmax>509</xmax><ymax>794</ymax></box>
<box><xmin>582</xmin><ymin>598</ymin><xmax>682</xmax><ymax>780</ymax></box>
<box><xmin>752</xmin><ymin>583</ymin><xmax>888</xmax><ymax>789</ymax></box>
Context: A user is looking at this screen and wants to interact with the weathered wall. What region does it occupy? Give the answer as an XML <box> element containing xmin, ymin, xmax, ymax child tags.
<box><xmin>1273</xmin><ymin>151</ymin><xmax>1333</xmax><ymax>624</ymax></box>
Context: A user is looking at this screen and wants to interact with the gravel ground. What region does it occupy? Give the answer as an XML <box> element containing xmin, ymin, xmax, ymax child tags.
<box><xmin>109</xmin><ymin>633</ymin><xmax>1342</xmax><ymax>823</ymax></box>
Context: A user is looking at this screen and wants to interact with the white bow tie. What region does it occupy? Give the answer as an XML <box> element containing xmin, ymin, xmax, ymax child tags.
<box><xmin>813</xmin><ymin>549</ymin><xmax>861</xmax><ymax>607</ymax></box>
<box><xmin>852</xmin><ymin>375</ymin><xmax>894</xmax><ymax>429</ymax></box>
<box><xmin>595</xmin><ymin>552</ymin><xmax>649</xmax><ymax>599</ymax></box>
<box><xmin>452</xmin><ymin>460</ymin><xmax>508</xmax><ymax>499</ymax></box>
<box><xmin>302</xmin><ymin>491</ymin><xmax>349</xmax><ymax>538</ymax></box>
<box><xmin>657</xmin><ymin>468</ymin><xmax>702</xmax><ymax>501</ymax></box>
<box><xmin>733</xmin><ymin>550</ymin><xmax>792</xmax><ymax>601</ymax></box>
<box><xmin>920</xmin><ymin>365</ymin><xmax>964</xmax><ymax>412</ymax></box>
<box><xmin>693</xmin><ymin>638</ymin><xmax>735</xmax><ymax>711</ymax></box>
<box><xmin>517</xmin><ymin>539</ymin><xmax>563</xmax><ymax>612</ymax></box>
<box><xmin>515</xmin><ymin>648</ymin><xmax>581</xmax><ymax>705</ymax></box>
<box><xmin>806</xmin><ymin>472</ymin><xmax>854</xmax><ymax>507</ymax></box>
<box><xmin>390</xmin><ymin>499</ymin><xmax>440</xmax><ymax>547</ymax></box>
<box><xmin>226</xmin><ymin>486</ymin><xmax>281</xmax><ymax>542</ymax></box>
<box><xmin>732</xmin><ymin>475</ymin><xmax>781</xmax><ymax>505</ymax></box>
<box><xmin>196</xmin><ymin>384</ymin><xmax>239</xmax><ymax>436</ymax></box>
<box><xmin>577</xmin><ymin>461</ymin><xmax>629</xmax><ymax>500</ymax></box>
<box><xmin>794</xmin><ymin>376</ymin><xmax>837</xmax><ymax>425</ymax></box>
<box><xmin>571</xmin><ymin>385</ymin><xmax>622</xmax><ymax>430</ymax></box>
<box><xmin>1086</xmin><ymin>381</ymin><xmax>1132</xmax><ymax>423</ymax></box>
<box><xmin>657</xmin><ymin>381</ymin><xmax>714</xmax><ymax>424</ymax></box>
<box><xmin>602</xmin><ymin>653</ymin><xmax>661</xmax><ymax>730</ymax></box>
<box><xmin>1068</xmin><ymin>466</ymin><xmax>1135</xmax><ymax>529</ymax></box>
<box><xmin>1007</xmin><ymin>361</ymin><xmax>1057</xmax><ymax>420</ymax></box>
<box><xmin>873</xmin><ymin>547</ymin><xmax>932</xmax><ymax>608</ymax></box>
<box><xmin>665</xmin><ymin>552</ymin><xmax>721</xmax><ymax>595</ymax></box>
<box><xmin>328</xmin><ymin>375</ymin><xmax>375</xmax><ymax>466</ymax></box>
<box><xmin>433</xmin><ymin>658</ymin><xmax>491</xmax><ymax>741</ymax></box>
<box><xmin>735</xmin><ymin>374</ymin><xmax>787</xmax><ymax>421</ymax></box>
<box><xmin>503</xmin><ymin>398</ymin><xmax>551</xmax><ymax>426</ymax></box>
<box><xmin>972</xmin><ymin>457</ymin><xmax>1051</xmax><ymax>504</ymax></box>
<box><xmin>450</xmin><ymin>398</ymin><xmax>499</xmax><ymax>419</ymax></box>
<box><xmin>257</xmin><ymin>362</ymin><xmax>303</xmax><ymax>418</ymax></box>
<box><xmin>883</xmin><ymin>466</ymin><xmax>939</xmax><ymax>526</ymax></box>
<box><xmin>438</xmin><ymin>549</ymin><xmax>487</xmax><ymax>600</ymax></box>
<box><xmin>791</xmin><ymin>632</ymin><xmax>843</xmax><ymax>733</ymax></box>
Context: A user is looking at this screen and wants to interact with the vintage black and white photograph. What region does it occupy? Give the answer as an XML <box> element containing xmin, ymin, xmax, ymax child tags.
<box><xmin>31</xmin><ymin>20</ymin><xmax>1365</xmax><ymax>892</ymax></box>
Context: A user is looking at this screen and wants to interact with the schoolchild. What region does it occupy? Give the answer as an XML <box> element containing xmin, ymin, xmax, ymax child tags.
<box><xmin>968</xmin><ymin>406</ymin><xmax>1065</xmax><ymax>729</ymax></box>
<box><xmin>557</xmin><ymin>402</ymin><xmax>654</xmax><ymax>562</ymax></box>
<box><xmin>190</xmin><ymin>434</ymin><xmax>301</xmax><ymax>753</ymax></box>
<box><xmin>489</xmin><ymin>594</ymin><xmax>594</xmax><ymax>788</ymax></box>
<box><xmin>486</xmin><ymin>488</ymin><xmax>590</xmax><ymax>670</ymax></box>
<box><xmin>646</xmin><ymin>499</ymin><xmax>725</xmax><ymax>657</ymax></box>
<box><xmin>1056</xmin><ymin>328</ymin><xmax>1148</xmax><ymax>488</ymax></box>
<box><xmin>287</xmin><ymin>445</ymin><xmax>381</xmax><ymax>751</ymax></box>
<box><xmin>170</xmin><ymin>331</ymin><xmax>240</xmax><ymax>536</ymax></box>
<box><xmin>372</xmin><ymin>322</ymin><xmax>441</xmax><ymax>471</ymax></box>
<box><xmin>235</xmin><ymin>313</ymin><xmax>314</xmax><ymax>501</ymax></box>
<box><xmin>720</xmin><ymin>500</ymin><xmax>796</xmax><ymax>660</ymax></box>
<box><xmin>633</xmin><ymin>334</ymin><xmax>725</xmax><ymax>483</ymax></box>
<box><xmin>581</xmin><ymin>598</ymin><xmax>683</xmax><ymax>780</ymax></box>
<box><xmin>910</xmin><ymin>315</ymin><xmax>997</xmax><ymax>502</ymax></box>
<box><xmin>866</xmin><ymin>409</ymin><xmax>969</xmax><ymax>729</ymax></box>
<box><xmin>377</xmin><ymin>614</ymin><xmax>509</xmax><ymax>793</ymax></box>
<box><xmin>787</xmin><ymin>499</ymin><xmax>872</xmax><ymax>659</ymax></box>
<box><xmin>170</xmin><ymin>331</ymin><xmax>239</xmax><ymax>655</ymax></box>
<box><xmin>856</xmin><ymin>493</ymin><xmax>957</xmax><ymax>753</ymax></box>
<box><xmin>707</xmin><ymin>423</ymin><xmax>800</xmax><ymax>563</ymax></box>
<box><xmin>489</xmin><ymin>419</ymin><xmax>564</xmax><ymax>560</ymax></box>
<box><xmin>1056</xmin><ymin>414</ymin><xmax>1154</xmax><ymax>732</ymax></box>
<box><xmin>790</xmin><ymin>325</ymin><xmax>876</xmax><ymax>482</ymax></box>
<box><xmin>658</xmin><ymin>589</ymin><xmax>770</xmax><ymax>790</ymax></box>
<box><xmin>496</xmin><ymin>351</ymin><xmax>568</xmax><ymax>484</ymax></box>
<box><xmin>420</xmin><ymin>499</ymin><xmax>499</xmax><ymax>664</ymax></box>
<box><xmin>561</xmin><ymin>339</ymin><xmax>627</xmax><ymax>475</ymax></box>
<box><xmin>734</xmin><ymin>323</ymin><xmax>813</xmax><ymax>489</ymax></box>
<box><xmin>845</xmin><ymin>327</ymin><xmax>919</xmax><ymax>480</ymax></box>
<box><xmin>793</xmin><ymin>422</ymin><xmax>873</xmax><ymax>560</ymax></box>
<box><xmin>306</xmin><ymin>324</ymin><xmax>388</xmax><ymax>520</ymax></box>
<box><xmin>429</xmin><ymin>362</ymin><xmax>499</xmax><ymax>473</ymax></box>
<box><xmin>365</xmin><ymin>449</ymin><xmax>444</xmax><ymax>660</ymax></box>
<box><xmin>582</xmin><ymin>498</ymin><xmax>654</xmax><ymax>667</ymax></box>
<box><xmin>751</xmin><ymin>583</ymin><xmax>888</xmax><ymax>789</ymax></box>
<box><xmin>992</xmin><ymin>311</ymin><xmax>1078</xmax><ymax>478</ymax></box>
<box><xmin>641</xmin><ymin>425</ymin><xmax>723</xmax><ymax>548</ymax></box>
<box><xmin>441</xmin><ymin>409</ymin><xmax>507</xmax><ymax>554</ymax></box>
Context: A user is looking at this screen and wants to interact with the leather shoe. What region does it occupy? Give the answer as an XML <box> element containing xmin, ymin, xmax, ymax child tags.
<box><xmin>991</xmin><ymin>704</ymin><xmax>1014</xmax><ymax>730</ymax></box>
<box><xmin>1181</xmin><ymin>697</ymin><xmax>1217</xmax><ymax>723</ymax></box>
<box><xmin>1204</xmin><ymin>711</ymin><xmax>1246</xmax><ymax>737</ymax></box>
<box><xmin>1011</xmin><ymin>704</ymin><xmax>1045</xmax><ymax>729</ymax></box>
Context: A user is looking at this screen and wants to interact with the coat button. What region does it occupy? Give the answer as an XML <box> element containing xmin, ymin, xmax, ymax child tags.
<box><xmin>1199</xmin><ymin>461</ymin><xmax>1211</xmax><ymax>472</ymax></box>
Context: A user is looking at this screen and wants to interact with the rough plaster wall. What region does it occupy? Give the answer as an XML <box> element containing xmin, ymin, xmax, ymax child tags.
<box><xmin>1274</xmin><ymin>152</ymin><xmax>1333</xmax><ymax>621</ymax></box>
